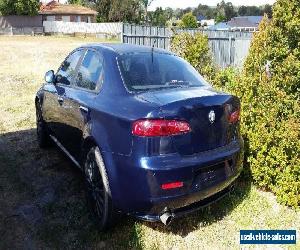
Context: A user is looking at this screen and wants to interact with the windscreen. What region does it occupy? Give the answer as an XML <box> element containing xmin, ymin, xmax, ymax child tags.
<box><xmin>117</xmin><ymin>52</ymin><xmax>210</xmax><ymax>92</ymax></box>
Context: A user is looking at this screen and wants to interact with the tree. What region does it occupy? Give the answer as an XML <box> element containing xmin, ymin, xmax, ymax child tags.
<box><xmin>140</xmin><ymin>0</ymin><xmax>154</xmax><ymax>23</ymax></box>
<box><xmin>108</xmin><ymin>0</ymin><xmax>143</xmax><ymax>23</ymax></box>
<box><xmin>215</xmin><ymin>13</ymin><xmax>226</xmax><ymax>23</ymax></box>
<box><xmin>216</xmin><ymin>1</ymin><xmax>236</xmax><ymax>21</ymax></box>
<box><xmin>68</xmin><ymin>0</ymin><xmax>83</xmax><ymax>4</ymax></box>
<box><xmin>193</xmin><ymin>4</ymin><xmax>215</xmax><ymax>19</ymax></box>
<box><xmin>0</xmin><ymin>0</ymin><xmax>16</xmax><ymax>15</ymax></box>
<box><xmin>148</xmin><ymin>7</ymin><xmax>168</xmax><ymax>26</ymax></box>
<box><xmin>180</xmin><ymin>12</ymin><xmax>198</xmax><ymax>28</ymax></box>
<box><xmin>173</xmin><ymin>8</ymin><xmax>183</xmax><ymax>19</ymax></box>
<box><xmin>95</xmin><ymin>0</ymin><xmax>147</xmax><ymax>23</ymax></box>
<box><xmin>164</xmin><ymin>7</ymin><xmax>173</xmax><ymax>20</ymax></box>
<box><xmin>262</xmin><ymin>4</ymin><xmax>272</xmax><ymax>18</ymax></box>
<box><xmin>0</xmin><ymin>0</ymin><xmax>39</xmax><ymax>16</ymax></box>
<box><xmin>237</xmin><ymin>5</ymin><xmax>247</xmax><ymax>16</ymax></box>
<box><xmin>237</xmin><ymin>5</ymin><xmax>273</xmax><ymax>18</ymax></box>
<box><xmin>95</xmin><ymin>0</ymin><xmax>111</xmax><ymax>22</ymax></box>
<box><xmin>224</xmin><ymin>2</ymin><xmax>236</xmax><ymax>20</ymax></box>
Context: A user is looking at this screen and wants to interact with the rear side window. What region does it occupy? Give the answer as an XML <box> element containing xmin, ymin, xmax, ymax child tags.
<box><xmin>56</xmin><ymin>50</ymin><xmax>83</xmax><ymax>85</ymax></box>
<box><xmin>75</xmin><ymin>50</ymin><xmax>104</xmax><ymax>91</ymax></box>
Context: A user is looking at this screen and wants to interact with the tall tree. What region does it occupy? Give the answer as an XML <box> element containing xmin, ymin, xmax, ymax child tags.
<box><xmin>0</xmin><ymin>0</ymin><xmax>16</xmax><ymax>15</ymax></box>
<box><xmin>216</xmin><ymin>1</ymin><xmax>236</xmax><ymax>21</ymax></box>
<box><xmin>68</xmin><ymin>0</ymin><xmax>83</xmax><ymax>4</ymax></box>
<box><xmin>224</xmin><ymin>2</ymin><xmax>236</xmax><ymax>20</ymax></box>
<box><xmin>262</xmin><ymin>4</ymin><xmax>272</xmax><ymax>17</ymax></box>
<box><xmin>68</xmin><ymin>0</ymin><xmax>97</xmax><ymax>9</ymax></box>
<box><xmin>193</xmin><ymin>4</ymin><xmax>214</xmax><ymax>19</ymax></box>
<box><xmin>237</xmin><ymin>5</ymin><xmax>272</xmax><ymax>17</ymax></box>
<box><xmin>0</xmin><ymin>0</ymin><xmax>39</xmax><ymax>16</ymax></box>
<box><xmin>215</xmin><ymin>12</ymin><xmax>226</xmax><ymax>23</ymax></box>
<box><xmin>108</xmin><ymin>0</ymin><xmax>143</xmax><ymax>23</ymax></box>
<box><xmin>237</xmin><ymin>5</ymin><xmax>247</xmax><ymax>16</ymax></box>
<box><xmin>148</xmin><ymin>7</ymin><xmax>168</xmax><ymax>26</ymax></box>
<box><xmin>95</xmin><ymin>0</ymin><xmax>111</xmax><ymax>22</ymax></box>
<box><xmin>164</xmin><ymin>7</ymin><xmax>173</xmax><ymax>20</ymax></box>
<box><xmin>140</xmin><ymin>0</ymin><xmax>154</xmax><ymax>23</ymax></box>
<box><xmin>174</xmin><ymin>8</ymin><xmax>183</xmax><ymax>19</ymax></box>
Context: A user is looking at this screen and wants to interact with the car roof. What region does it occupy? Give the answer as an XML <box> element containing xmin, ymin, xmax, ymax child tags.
<box><xmin>81</xmin><ymin>43</ymin><xmax>174</xmax><ymax>56</ymax></box>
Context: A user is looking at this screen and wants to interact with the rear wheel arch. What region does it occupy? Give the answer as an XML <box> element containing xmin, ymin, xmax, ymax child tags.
<box><xmin>81</xmin><ymin>136</ymin><xmax>98</xmax><ymax>162</ymax></box>
<box><xmin>35</xmin><ymin>96</ymin><xmax>41</xmax><ymax>109</ymax></box>
<box><xmin>81</xmin><ymin>136</ymin><xmax>108</xmax><ymax>168</ymax></box>
<box><xmin>35</xmin><ymin>90</ymin><xmax>44</xmax><ymax>107</ymax></box>
<box><xmin>84</xmin><ymin>145</ymin><xmax>118</xmax><ymax>230</ymax></box>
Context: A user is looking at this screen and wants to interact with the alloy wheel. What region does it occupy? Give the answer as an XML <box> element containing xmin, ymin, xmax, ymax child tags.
<box><xmin>85</xmin><ymin>152</ymin><xmax>106</xmax><ymax>220</ymax></box>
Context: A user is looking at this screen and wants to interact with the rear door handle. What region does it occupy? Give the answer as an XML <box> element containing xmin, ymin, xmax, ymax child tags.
<box><xmin>58</xmin><ymin>97</ymin><xmax>64</xmax><ymax>104</ymax></box>
<box><xmin>79</xmin><ymin>106</ymin><xmax>89</xmax><ymax>113</ymax></box>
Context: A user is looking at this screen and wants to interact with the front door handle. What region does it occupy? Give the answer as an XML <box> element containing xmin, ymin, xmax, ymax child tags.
<box><xmin>79</xmin><ymin>106</ymin><xmax>89</xmax><ymax>113</ymax></box>
<box><xmin>58</xmin><ymin>97</ymin><xmax>64</xmax><ymax>105</ymax></box>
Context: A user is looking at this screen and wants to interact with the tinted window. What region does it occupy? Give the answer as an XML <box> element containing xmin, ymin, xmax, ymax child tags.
<box><xmin>56</xmin><ymin>50</ymin><xmax>83</xmax><ymax>85</ymax></box>
<box><xmin>118</xmin><ymin>52</ymin><xmax>210</xmax><ymax>92</ymax></box>
<box><xmin>75</xmin><ymin>50</ymin><xmax>104</xmax><ymax>91</ymax></box>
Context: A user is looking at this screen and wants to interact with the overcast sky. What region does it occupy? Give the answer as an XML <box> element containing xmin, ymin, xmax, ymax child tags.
<box><xmin>148</xmin><ymin>0</ymin><xmax>276</xmax><ymax>11</ymax></box>
<box><xmin>52</xmin><ymin>0</ymin><xmax>276</xmax><ymax>10</ymax></box>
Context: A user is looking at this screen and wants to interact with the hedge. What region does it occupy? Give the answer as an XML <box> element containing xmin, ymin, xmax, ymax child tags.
<box><xmin>171</xmin><ymin>0</ymin><xmax>300</xmax><ymax>208</ymax></box>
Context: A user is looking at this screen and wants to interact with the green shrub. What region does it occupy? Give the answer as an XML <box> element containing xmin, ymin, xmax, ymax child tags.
<box><xmin>240</xmin><ymin>0</ymin><xmax>300</xmax><ymax>208</ymax></box>
<box><xmin>170</xmin><ymin>32</ymin><xmax>216</xmax><ymax>81</ymax></box>
<box><xmin>215</xmin><ymin>2</ymin><xmax>300</xmax><ymax>208</ymax></box>
<box><xmin>179</xmin><ymin>12</ymin><xmax>198</xmax><ymax>28</ymax></box>
<box><xmin>171</xmin><ymin>0</ymin><xmax>300</xmax><ymax>208</ymax></box>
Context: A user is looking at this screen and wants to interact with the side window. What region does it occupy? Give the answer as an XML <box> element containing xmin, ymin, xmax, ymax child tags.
<box><xmin>56</xmin><ymin>50</ymin><xmax>83</xmax><ymax>86</ymax></box>
<box><xmin>75</xmin><ymin>50</ymin><xmax>104</xmax><ymax>91</ymax></box>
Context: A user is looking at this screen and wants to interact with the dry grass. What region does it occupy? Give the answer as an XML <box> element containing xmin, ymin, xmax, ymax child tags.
<box><xmin>0</xmin><ymin>36</ymin><xmax>299</xmax><ymax>249</ymax></box>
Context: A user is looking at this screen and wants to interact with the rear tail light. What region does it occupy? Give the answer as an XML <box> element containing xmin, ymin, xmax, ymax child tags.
<box><xmin>228</xmin><ymin>109</ymin><xmax>240</xmax><ymax>123</ymax></box>
<box><xmin>226</xmin><ymin>104</ymin><xmax>240</xmax><ymax>123</ymax></box>
<box><xmin>132</xmin><ymin>119</ymin><xmax>191</xmax><ymax>137</ymax></box>
<box><xmin>161</xmin><ymin>181</ymin><xmax>183</xmax><ymax>190</ymax></box>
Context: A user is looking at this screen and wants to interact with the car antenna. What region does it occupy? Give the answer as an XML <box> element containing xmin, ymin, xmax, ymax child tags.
<box><xmin>152</xmin><ymin>39</ymin><xmax>156</xmax><ymax>63</ymax></box>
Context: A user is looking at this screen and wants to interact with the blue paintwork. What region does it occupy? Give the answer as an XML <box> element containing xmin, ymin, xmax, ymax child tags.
<box><xmin>36</xmin><ymin>43</ymin><xmax>243</xmax><ymax>220</ymax></box>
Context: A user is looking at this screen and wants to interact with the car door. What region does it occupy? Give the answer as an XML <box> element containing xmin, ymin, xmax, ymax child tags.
<box><xmin>58</xmin><ymin>49</ymin><xmax>105</xmax><ymax>159</ymax></box>
<box><xmin>43</xmin><ymin>49</ymin><xmax>84</xmax><ymax>144</ymax></box>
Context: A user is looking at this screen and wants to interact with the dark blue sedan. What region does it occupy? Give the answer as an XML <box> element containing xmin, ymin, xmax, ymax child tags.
<box><xmin>35</xmin><ymin>43</ymin><xmax>243</xmax><ymax>230</ymax></box>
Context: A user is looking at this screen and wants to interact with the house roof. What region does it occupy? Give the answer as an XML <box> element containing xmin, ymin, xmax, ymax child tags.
<box><xmin>237</xmin><ymin>16</ymin><xmax>263</xmax><ymax>25</ymax></box>
<box><xmin>208</xmin><ymin>22</ymin><xmax>230</xmax><ymax>30</ymax></box>
<box><xmin>39</xmin><ymin>0</ymin><xmax>97</xmax><ymax>15</ymax></box>
<box><xmin>208</xmin><ymin>15</ymin><xmax>263</xmax><ymax>30</ymax></box>
<box><xmin>227</xmin><ymin>17</ymin><xmax>258</xmax><ymax>28</ymax></box>
<box><xmin>228</xmin><ymin>16</ymin><xmax>263</xmax><ymax>28</ymax></box>
<box><xmin>197</xmin><ymin>15</ymin><xmax>206</xmax><ymax>22</ymax></box>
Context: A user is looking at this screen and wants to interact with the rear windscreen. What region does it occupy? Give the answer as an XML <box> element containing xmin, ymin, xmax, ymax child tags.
<box><xmin>117</xmin><ymin>52</ymin><xmax>210</xmax><ymax>92</ymax></box>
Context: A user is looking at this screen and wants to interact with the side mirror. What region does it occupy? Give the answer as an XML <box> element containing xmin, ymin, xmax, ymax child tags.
<box><xmin>45</xmin><ymin>70</ymin><xmax>55</xmax><ymax>84</ymax></box>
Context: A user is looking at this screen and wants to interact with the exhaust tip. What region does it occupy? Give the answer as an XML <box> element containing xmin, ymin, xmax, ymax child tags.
<box><xmin>160</xmin><ymin>212</ymin><xmax>173</xmax><ymax>226</ymax></box>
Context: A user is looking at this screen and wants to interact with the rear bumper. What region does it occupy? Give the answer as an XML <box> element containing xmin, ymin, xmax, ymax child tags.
<box><xmin>104</xmin><ymin>139</ymin><xmax>244</xmax><ymax>218</ymax></box>
<box><xmin>136</xmin><ymin>184</ymin><xmax>234</xmax><ymax>222</ymax></box>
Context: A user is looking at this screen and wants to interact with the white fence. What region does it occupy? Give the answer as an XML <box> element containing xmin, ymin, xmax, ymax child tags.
<box><xmin>43</xmin><ymin>21</ymin><xmax>122</xmax><ymax>37</ymax></box>
<box><xmin>0</xmin><ymin>26</ymin><xmax>43</xmax><ymax>35</ymax></box>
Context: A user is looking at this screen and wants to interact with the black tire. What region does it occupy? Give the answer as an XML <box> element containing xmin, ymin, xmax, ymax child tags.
<box><xmin>36</xmin><ymin>101</ymin><xmax>51</xmax><ymax>148</ymax></box>
<box><xmin>84</xmin><ymin>146</ymin><xmax>117</xmax><ymax>231</ymax></box>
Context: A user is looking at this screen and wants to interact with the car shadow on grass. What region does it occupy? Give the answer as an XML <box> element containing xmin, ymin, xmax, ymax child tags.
<box><xmin>0</xmin><ymin>128</ymin><xmax>142</xmax><ymax>249</ymax></box>
<box><xmin>0</xmin><ymin>128</ymin><xmax>251</xmax><ymax>249</ymax></box>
